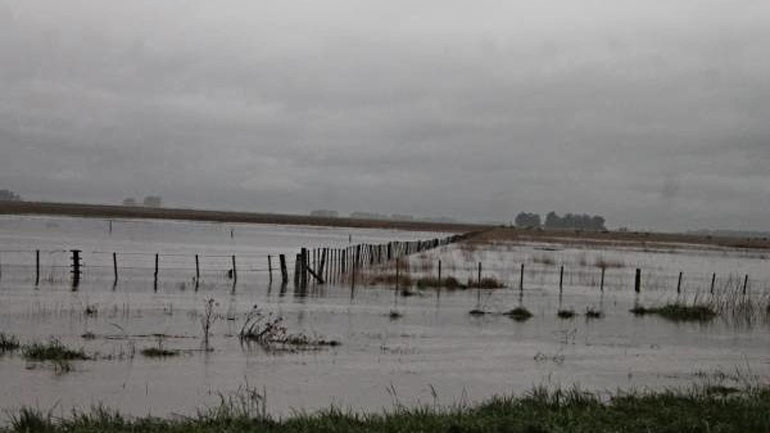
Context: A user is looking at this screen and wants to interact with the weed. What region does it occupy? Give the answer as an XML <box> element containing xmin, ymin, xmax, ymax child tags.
<box><xmin>504</xmin><ymin>307</ymin><xmax>533</xmax><ymax>322</ymax></box>
<box><xmin>240</xmin><ymin>306</ymin><xmax>339</xmax><ymax>348</ymax></box>
<box><xmin>84</xmin><ymin>304</ymin><xmax>98</xmax><ymax>317</ymax></box>
<box><xmin>388</xmin><ymin>310</ymin><xmax>403</xmax><ymax>320</ymax></box>
<box><xmin>200</xmin><ymin>298</ymin><xmax>219</xmax><ymax>350</ymax></box>
<box><xmin>557</xmin><ymin>309</ymin><xmax>576</xmax><ymax>319</ymax></box>
<box><xmin>468</xmin><ymin>309</ymin><xmax>487</xmax><ymax>316</ymax></box>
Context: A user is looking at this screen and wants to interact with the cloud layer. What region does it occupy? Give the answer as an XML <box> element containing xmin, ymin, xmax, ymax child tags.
<box><xmin>1</xmin><ymin>0</ymin><xmax>768</xmax><ymax>230</ymax></box>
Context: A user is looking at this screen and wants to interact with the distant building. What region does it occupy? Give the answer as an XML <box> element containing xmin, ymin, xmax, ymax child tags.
<box><xmin>0</xmin><ymin>189</ymin><xmax>21</xmax><ymax>201</ymax></box>
<box><xmin>122</xmin><ymin>197</ymin><xmax>137</xmax><ymax>206</ymax></box>
<box><xmin>143</xmin><ymin>196</ymin><xmax>162</xmax><ymax>207</ymax></box>
<box><xmin>310</xmin><ymin>209</ymin><xmax>339</xmax><ymax>218</ymax></box>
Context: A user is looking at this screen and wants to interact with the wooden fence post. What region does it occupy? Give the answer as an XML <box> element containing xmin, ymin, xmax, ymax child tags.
<box><xmin>268</xmin><ymin>255</ymin><xmax>273</xmax><ymax>282</ymax></box>
<box><xmin>154</xmin><ymin>253</ymin><xmax>159</xmax><ymax>291</ymax></box>
<box><xmin>113</xmin><ymin>252</ymin><xmax>118</xmax><ymax>283</ymax></box>
<box><xmin>676</xmin><ymin>271</ymin><xmax>683</xmax><ymax>294</ymax></box>
<box><xmin>35</xmin><ymin>249</ymin><xmax>40</xmax><ymax>286</ymax></box>
<box><xmin>279</xmin><ymin>254</ymin><xmax>288</xmax><ymax>283</ymax></box>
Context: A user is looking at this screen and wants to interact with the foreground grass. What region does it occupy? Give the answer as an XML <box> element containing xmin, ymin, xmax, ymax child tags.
<box><xmin>6</xmin><ymin>386</ymin><xmax>770</xmax><ymax>433</ymax></box>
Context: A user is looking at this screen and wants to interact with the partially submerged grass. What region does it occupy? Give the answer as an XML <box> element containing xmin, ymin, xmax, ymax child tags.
<box><xmin>21</xmin><ymin>339</ymin><xmax>89</xmax><ymax>362</ymax></box>
<box><xmin>504</xmin><ymin>307</ymin><xmax>533</xmax><ymax>322</ymax></box>
<box><xmin>239</xmin><ymin>307</ymin><xmax>340</xmax><ymax>349</ymax></box>
<box><xmin>467</xmin><ymin>277</ymin><xmax>504</xmax><ymax>289</ymax></box>
<box><xmin>557</xmin><ymin>309</ymin><xmax>576</xmax><ymax>319</ymax></box>
<box><xmin>140</xmin><ymin>347</ymin><xmax>180</xmax><ymax>358</ymax></box>
<box><xmin>585</xmin><ymin>307</ymin><xmax>603</xmax><ymax>319</ymax></box>
<box><xmin>7</xmin><ymin>385</ymin><xmax>770</xmax><ymax>433</ymax></box>
<box><xmin>631</xmin><ymin>303</ymin><xmax>718</xmax><ymax>322</ymax></box>
<box><xmin>0</xmin><ymin>333</ymin><xmax>20</xmax><ymax>352</ymax></box>
<box><xmin>415</xmin><ymin>276</ymin><xmax>462</xmax><ymax>289</ymax></box>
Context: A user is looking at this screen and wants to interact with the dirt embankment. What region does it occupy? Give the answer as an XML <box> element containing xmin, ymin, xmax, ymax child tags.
<box><xmin>0</xmin><ymin>201</ymin><xmax>489</xmax><ymax>233</ymax></box>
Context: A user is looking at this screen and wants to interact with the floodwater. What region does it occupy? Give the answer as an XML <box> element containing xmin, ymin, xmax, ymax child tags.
<box><xmin>0</xmin><ymin>215</ymin><xmax>769</xmax><ymax>420</ymax></box>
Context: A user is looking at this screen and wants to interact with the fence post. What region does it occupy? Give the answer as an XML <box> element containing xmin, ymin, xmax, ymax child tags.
<box><xmin>519</xmin><ymin>263</ymin><xmax>524</xmax><ymax>292</ymax></box>
<box><xmin>438</xmin><ymin>260</ymin><xmax>442</xmax><ymax>284</ymax></box>
<box><xmin>113</xmin><ymin>252</ymin><xmax>118</xmax><ymax>283</ymax></box>
<box><xmin>634</xmin><ymin>268</ymin><xmax>641</xmax><ymax>293</ymax></box>
<box><xmin>710</xmin><ymin>272</ymin><xmax>716</xmax><ymax>294</ymax></box>
<box><xmin>268</xmin><ymin>255</ymin><xmax>273</xmax><ymax>282</ymax></box>
<box><xmin>743</xmin><ymin>275</ymin><xmax>749</xmax><ymax>296</ymax></box>
<box><xmin>279</xmin><ymin>254</ymin><xmax>288</xmax><ymax>283</ymax></box>
<box><xmin>477</xmin><ymin>262</ymin><xmax>482</xmax><ymax>287</ymax></box>
<box><xmin>195</xmin><ymin>255</ymin><xmax>200</xmax><ymax>289</ymax></box>
<box><xmin>231</xmin><ymin>255</ymin><xmax>237</xmax><ymax>285</ymax></box>
<box><xmin>600</xmin><ymin>267</ymin><xmax>605</xmax><ymax>292</ymax></box>
<box><xmin>70</xmin><ymin>249</ymin><xmax>82</xmax><ymax>288</ymax></box>
<box><xmin>559</xmin><ymin>265</ymin><xmax>564</xmax><ymax>292</ymax></box>
<box><xmin>676</xmin><ymin>271</ymin><xmax>683</xmax><ymax>294</ymax></box>
<box><xmin>154</xmin><ymin>253</ymin><xmax>159</xmax><ymax>291</ymax></box>
<box><xmin>35</xmin><ymin>249</ymin><xmax>40</xmax><ymax>286</ymax></box>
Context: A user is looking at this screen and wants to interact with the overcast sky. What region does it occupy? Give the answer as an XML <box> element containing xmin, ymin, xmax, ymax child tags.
<box><xmin>1</xmin><ymin>0</ymin><xmax>768</xmax><ymax>231</ymax></box>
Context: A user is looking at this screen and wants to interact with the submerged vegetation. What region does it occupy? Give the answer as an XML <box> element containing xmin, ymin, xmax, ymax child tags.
<box><xmin>504</xmin><ymin>307</ymin><xmax>533</xmax><ymax>322</ymax></box>
<box><xmin>557</xmin><ymin>309</ymin><xmax>576</xmax><ymax>319</ymax></box>
<box><xmin>0</xmin><ymin>333</ymin><xmax>20</xmax><ymax>352</ymax></box>
<box><xmin>239</xmin><ymin>307</ymin><xmax>339</xmax><ymax>349</ymax></box>
<box><xmin>21</xmin><ymin>339</ymin><xmax>89</xmax><ymax>362</ymax></box>
<box><xmin>5</xmin><ymin>385</ymin><xmax>770</xmax><ymax>433</ymax></box>
<box><xmin>631</xmin><ymin>303</ymin><xmax>718</xmax><ymax>322</ymax></box>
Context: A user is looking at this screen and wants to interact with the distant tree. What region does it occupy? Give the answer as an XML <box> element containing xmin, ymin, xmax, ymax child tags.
<box><xmin>544</xmin><ymin>211</ymin><xmax>606</xmax><ymax>231</ymax></box>
<box><xmin>143</xmin><ymin>196</ymin><xmax>162</xmax><ymax>207</ymax></box>
<box><xmin>122</xmin><ymin>197</ymin><xmax>137</xmax><ymax>206</ymax></box>
<box><xmin>515</xmin><ymin>212</ymin><xmax>541</xmax><ymax>228</ymax></box>
<box><xmin>0</xmin><ymin>189</ymin><xmax>21</xmax><ymax>201</ymax></box>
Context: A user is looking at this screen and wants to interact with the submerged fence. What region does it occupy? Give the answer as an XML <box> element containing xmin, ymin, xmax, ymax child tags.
<box><xmin>0</xmin><ymin>233</ymin><xmax>469</xmax><ymax>290</ymax></box>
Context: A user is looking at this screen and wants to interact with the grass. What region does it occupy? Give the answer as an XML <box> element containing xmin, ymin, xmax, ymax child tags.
<box><xmin>0</xmin><ymin>333</ymin><xmax>20</xmax><ymax>352</ymax></box>
<box><xmin>557</xmin><ymin>309</ymin><xmax>576</xmax><ymax>319</ymax></box>
<box><xmin>6</xmin><ymin>386</ymin><xmax>770</xmax><ymax>433</ymax></box>
<box><xmin>631</xmin><ymin>303</ymin><xmax>718</xmax><ymax>322</ymax></box>
<box><xmin>504</xmin><ymin>307</ymin><xmax>533</xmax><ymax>322</ymax></box>
<box><xmin>21</xmin><ymin>339</ymin><xmax>90</xmax><ymax>362</ymax></box>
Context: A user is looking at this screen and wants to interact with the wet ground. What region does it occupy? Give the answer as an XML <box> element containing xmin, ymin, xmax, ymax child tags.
<box><xmin>0</xmin><ymin>216</ymin><xmax>768</xmax><ymax>419</ymax></box>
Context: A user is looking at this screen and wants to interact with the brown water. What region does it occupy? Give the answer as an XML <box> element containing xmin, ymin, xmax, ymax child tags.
<box><xmin>0</xmin><ymin>216</ymin><xmax>768</xmax><ymax>419</ymax></box>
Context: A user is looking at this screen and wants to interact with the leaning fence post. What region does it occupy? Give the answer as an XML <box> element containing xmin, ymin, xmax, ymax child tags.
<box><xmin>743</xmin><ymin>274</ymin><xmax>749</xmax><ymax>296</ymax></box>
<box><xmin>676</xmin><ymin>271</ymin><xmax>683</xmax><ymax>294</ymax></box>
<box><xmin>710</xmin><ymin>272</ymin><xmax>716</xmax><ymax>294</ymax></box>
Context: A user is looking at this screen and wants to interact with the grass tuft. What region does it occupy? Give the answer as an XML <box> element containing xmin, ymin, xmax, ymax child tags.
<box><xmin>557</xmin><ymin>309</ymin><xmax>576</xmax><ymax>319</ymax></box>
<box><xmin>467</xmin><ymin>277</ymin><xmax>504</xmax><ymax>289</ymax></box>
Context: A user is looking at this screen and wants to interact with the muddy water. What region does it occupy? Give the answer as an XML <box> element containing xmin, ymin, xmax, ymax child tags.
<box><xmin>0</xmin><ymin>216</ymin><xmax>769</xmax><ymax>419</ymax></box>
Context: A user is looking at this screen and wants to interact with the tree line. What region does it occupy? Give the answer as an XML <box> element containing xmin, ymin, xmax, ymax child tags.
<box><xmin>515</xmin><ymin>211</ymin><xmax>606</xmax><ymax>231</ymax></box>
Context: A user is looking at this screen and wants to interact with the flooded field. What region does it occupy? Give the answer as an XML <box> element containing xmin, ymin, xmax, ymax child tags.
<box><xmin>0</xmin><ymin>216</ymin><xmax>769</xmax><ymax>420</ymax></box>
